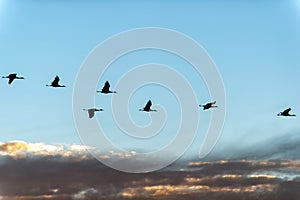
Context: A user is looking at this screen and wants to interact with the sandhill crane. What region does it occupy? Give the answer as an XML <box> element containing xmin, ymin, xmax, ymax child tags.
<box><xmin>46</xmin><ymin>76</ymin><xmax>66</xmax><ymax>88</ymax></box>
<box><xmin>139</xmin><ymin>100</ymin><xmax>157</xmax><ymax>112</ymax></box>
<box><xmin>277</xmin><ymin>108</ymin><xmax>296</xmax><ymax>117</ymax></box>
<box><xmin>199</xmin><ymin>101</ymin><xmax>218</xmax><ymax>110</ymax></box>
<box><xmin>2</xmin><ymin>73</ymin><xmax>25</xmax><ymax>84</ymax></box>
<box><xmin>83</xmin><ymin>108</ymin><xmax>104</xmax><ymax>119</ymax></box>
<box><xmin>97</xmin><ymin>81</ymin><xmax>116</xmax><ymax>94</ymax></box>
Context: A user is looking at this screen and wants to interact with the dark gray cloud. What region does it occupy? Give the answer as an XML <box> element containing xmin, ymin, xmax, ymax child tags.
<box><xmin>0</xmin><ymin>141</ymin><xmax>300</xmax><ymax>199</ymax></box>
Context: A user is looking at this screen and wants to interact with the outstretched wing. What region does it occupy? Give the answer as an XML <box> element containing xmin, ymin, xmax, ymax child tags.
<box><xmin>52</xmin><ymin>76</ymin><xmax>60</xmax><ymax>85</ymax></box>
<box><xmin>281</xmin><ymin>108</ymin><xmax>291</xmax><ymax>116</ymax></box>
<box><xmin>88</xmin><ymin>109</ymin><xmax>95</xmax><ymax>118</ymax></box>
<box><xmin>144</xmin><ymin>100</ymin><xmax>152</xmax><ymax>111</ymax></box>
<box><xmin>8</xmin><ymin>78</ymin><xmax>14</xmax><ymax>84</ymax></box>
<box><xmin>102</xmin><ymin>81</ymin><xmax>110</xmax><ymax>90</ymax></box>
<box><xmin>211</xmin><ymin>101</ymin><xmax>217</xmax><ymax>105</ymax></box>
<box><xmin>8</xmin><ymin>73</ymin><xmax>17</xmax><ymax>78</ymax></box>
<box><xmin>7</xmin><ymin>73</ymin><xmax>17</xmax><ymax>84</ymax></box>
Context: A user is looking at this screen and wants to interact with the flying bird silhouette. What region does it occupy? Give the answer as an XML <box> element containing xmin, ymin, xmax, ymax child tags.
<box><xmin>2</xmin><ymin>73</ymin><xmax>25</xmax><ymax>84</ymax></box>
<box><xmin>46</xmin><ymin>76</ymin><xmax>66</xmax><ymax>88</ymax></box>
<box><xmin>199</xmin><ymin>101</ymin><xmax>218</xmax><ymax>110</ymax></box>
<box><xmin>83</xmin><ymin>108</ymin><xmax>104</xmax><ymax>119</ymax></box>
<box><xmin>139</xmin><ymin>100</ymin><xmax>157</xmax><ymax>112</ymax></box>
<box><xmin>277</xmin><ymin>108</ymin><xmax>296</xmax><ymax>117</ymax></box>
<box><xmin>97</xmin><ymin>81</ymin><xmax>116</xmax><ymax>94</ymax></box>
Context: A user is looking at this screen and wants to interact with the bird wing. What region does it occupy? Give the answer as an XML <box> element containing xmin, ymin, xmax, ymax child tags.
<box><xmin>102</xmin><ymin>81</ymin><xmax>110</xmax><ymax>91</ymax></box>
<box><xmin>282</xmin><ymin>108</ymin><xmax>291</xmax><ymax>115</ymax></box>
<box><xmin>211</xmin><ymin>101</ymin><xmax>216</xmax><ymax>105</ymax></box>
<box><xmin>88</xmin><ymin>109</ymin><xmax>95</xmax><ymax>118</ymax></box>
<box><xmin>9</xmin><ymin>73</ymin><xmax>17</xmax><ymax>78</ymax></box>
<box><xmin>105</xmin><ymin>81</ymin><xmax>110</xmax><ymax>88</ymax></box>
<box><xmin>52</xmin><ymin>76</ymin><xmax>60</xmax><ymax>85</ymax></box>
<box><xmin>8</xmin><ymin>78</ymin><xmax>14</xmax><ymax>84</ymax></box>
<box><xmin>144</xmin><ymin>100</ymin><xmax>152</xmax><ymax>110</ymax></box>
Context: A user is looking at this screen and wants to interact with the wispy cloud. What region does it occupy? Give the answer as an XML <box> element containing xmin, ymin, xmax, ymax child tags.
<box><xmin>208</xmin><ymin>132</ymin><xmax>300</xmax><ymax>161</ymax></box>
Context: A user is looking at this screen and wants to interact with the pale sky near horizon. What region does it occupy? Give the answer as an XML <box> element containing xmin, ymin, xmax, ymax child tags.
<box><xmin>1</xmin><ymin>0</ymin><xmax>300</xmax><ymax>158</ymax></box>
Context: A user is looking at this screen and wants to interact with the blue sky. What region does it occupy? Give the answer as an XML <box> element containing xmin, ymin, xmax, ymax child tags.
<box><xmin>0</xmin><ymin>0</ymin><xmax>300</xmax><ymax>158</ymax></box>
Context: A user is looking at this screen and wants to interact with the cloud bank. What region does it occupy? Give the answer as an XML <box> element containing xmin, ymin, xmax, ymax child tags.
<box><xmin>0</xmin><ymin>140</ymin><xmax>299</xmax><ymax>200</ymax></box>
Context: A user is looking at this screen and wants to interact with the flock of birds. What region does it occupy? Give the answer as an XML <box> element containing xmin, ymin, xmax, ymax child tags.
<box><xmin>2</xmin><ymin>73</ymin><xmax>297</xmax><ymax>119</ymax></box>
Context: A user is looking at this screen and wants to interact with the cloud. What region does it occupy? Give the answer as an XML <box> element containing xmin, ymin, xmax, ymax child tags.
<box><xmin>0</xmin><ymin>140</ymin><xmax>86</xmax><ymax>160</ymax></box>
<box><xmin>0</xmin><ymin>140</ymin><xmax>136</xmax><ymax>161</ymax></box>
<box><xmin>208</xmin><ymin>131</ymin><xmax>300</xmax><ymax>161</ymax></box>
<box><xmin>0</xmin><ymin>140</ymin><xmax>300</xmax><ymax>199</ymax></box>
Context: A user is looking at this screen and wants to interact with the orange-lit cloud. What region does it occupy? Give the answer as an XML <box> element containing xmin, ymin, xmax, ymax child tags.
<box><xmin>0</xmin><ymin>141</ymin><xmax>135</xmax><ymax>161</ymax></box>
<box><xmin>120</xmin><ymin>183</ymin><xmax>277</xmax><ymax>199</ymax></box>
